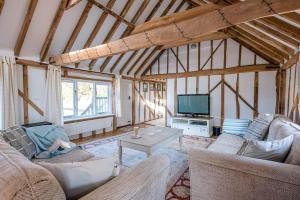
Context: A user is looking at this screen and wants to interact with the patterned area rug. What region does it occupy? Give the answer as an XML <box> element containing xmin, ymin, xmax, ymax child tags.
<box><xmin>81</xmin><ymin>132</ymin><xmax>214</xmax><ymax>200</ymax></box>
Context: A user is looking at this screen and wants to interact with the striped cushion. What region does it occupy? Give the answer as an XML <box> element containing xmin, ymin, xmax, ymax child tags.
<box><xmin>243</xmin><ymin>114</ymin><xmax>274</xmax><ymax>141</ymax></box>
<box><xmin>222</xmin><ymin>119</ymin><xmax>251</xmax><ymax>136</ymax></box>
<box><xmin>2</xmin><ymin>126</ymin><xmax>36</xmax><ymax>159</ymax></box>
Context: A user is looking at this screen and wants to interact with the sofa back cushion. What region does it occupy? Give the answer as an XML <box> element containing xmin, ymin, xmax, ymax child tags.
<box><xmin>0</xmin><ymin>140</ymin><xmax>65</xmax><ymax>199</ymax></box>
<box><xmin>243</xmin><ymin>114</ymin><xmax>274</xmax><ymax>140</ymax></box>
<box><xmin>267</xmin><ymin>117</ymin><xmax>297</xmax><ymax>141</ymax></box>
<box><xmin>2</xmin><ymin>126</ymin><xmax>36</xmax><ymax>159</ymax></box>
<box><xmin>284</xmin><ymin>123</ymin><xmax>300</xmax><ymax>165</ymax></box>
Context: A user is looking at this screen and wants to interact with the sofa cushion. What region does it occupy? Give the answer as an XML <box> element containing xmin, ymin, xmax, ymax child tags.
<box><xmin>267</xmin><ymin>117</ymin><xmax>296</xmax><ymax>141</ymax></box>
<box><xmin>39</xmin><ymin>158</ymin><xmax>118</xmax><ymax>200</ymax></box>
<box><xmin>208</xmin><ymin>133</ymin><xmax>245</xmax><ymax>154</ymax></box>
<box><xmin>2</xmin><ymin>126</ymin><xmax>36</xmax><ymax>159</ymax></box>
<box><xmin>241</xmin><ymin>135</ymin><xmax>294</xmax><ymax>162</ymax></box>
<box><xmin>243</xmin><ymin>114</ymin><xmax>274</xmax><ymax>140</ymax></box>
<box><xmin>285</xmin><ymin>123</ymin><xmax>300</xmax><ymax>165</ymax></box>
<box><xmin>0</xmin><ymin>140</ymin><xmax>65</xmax><ymax>199</ymax></box>
<box><xmin>222</xmin><ymin>119</ymin><xmax>251</xmax><ymax>136</ymax></box>
<box><xmin>33</xmin><ymin>148</ymin><xmax>94</xmax><ymax>163</ymax></box>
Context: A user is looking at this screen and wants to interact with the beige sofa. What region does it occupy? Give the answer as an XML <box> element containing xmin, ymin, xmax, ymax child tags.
<box><xmin>189</xmin><ymin>117</ymin><xmax>300</xmax><ymax>200</ymax></box>
<box><xmin>0</xmin><ymin>139</ymin><xmax>170</xmax><ymax>200</ymax></box>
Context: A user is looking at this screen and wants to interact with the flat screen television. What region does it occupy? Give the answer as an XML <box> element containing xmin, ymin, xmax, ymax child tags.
<box><xmin>177</xmin><ymin>94</ymin><xmax>210</xmax><ymax>116</ymax></box>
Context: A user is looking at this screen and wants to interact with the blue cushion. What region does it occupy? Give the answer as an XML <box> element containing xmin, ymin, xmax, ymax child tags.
<box><xmin>223</xmin><ymin>119</ymin><xmax>252</xmax><ymax>136</ymax></box>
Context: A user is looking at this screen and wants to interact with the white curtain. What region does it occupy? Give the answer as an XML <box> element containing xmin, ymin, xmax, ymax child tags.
<box><xmin>44</xmin><ymin>65</ymin><xmax>63</xmax><ymax>126</ymax></box>
<box><xmin>0</xmin><ymin>56</ymin><xmax>19</xmax><ymax>130</ymax></box>
<box><xmin>115</xmin><ymin>75</ymin><xmax>122</xmax><ymax>117</ymax></box>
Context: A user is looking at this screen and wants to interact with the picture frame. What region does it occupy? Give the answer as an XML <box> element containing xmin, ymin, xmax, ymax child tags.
<box><xmin>143</xmin><ymin>82</ymin><xmax>148</xmax><ymax>92</ymax></box>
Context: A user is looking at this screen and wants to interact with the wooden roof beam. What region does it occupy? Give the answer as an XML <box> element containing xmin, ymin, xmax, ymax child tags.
<box><xmin>228</xmin><ymin>29</ymin><xmax>283</xmax><ymax>64</ymax></box>
<box><xmin>161</xmin><ymin>31</ymin><xmax>231</xmax><ymax>49</ymax></box>
<box><xmin>281</xmin><ymin>12</ymin><xmax>300</xmax><ymax>25</ymax></box>
<box><xmin>126</xmin><ymin>48</ymin><xmax>150</xmax><ymax>75</ymax></box>
<box><xmin>134</xmin><ymin>46</ymin><xmax>161</xmax><ymax>77</ymax></box>
<box><xmin>40</xmin><ymin>0</ymin><xmax>68</xmax><ymax>61</ymax></box>
<box><xmin>51</xmin><ymin>0</ymin><xmax>300</xmax><ymax>65</ymax></box>
<box><xmin>14</xmin><ymin>0</ymin><xmax>38</xmax><ymax>56</ymax></box>
<box><xmin>87</xmin><ymin>0</ymin><xmax>135</xmax><ymax>29</ymax></box>
<box><xmin>89</xmin><ymin>0</ymin><xmax>135</xmax><ymax>70</ymax></box>
<box><xmin>261</xmin><ymin>17</ymin><xmax>300</xmax><ymax>41</ymax></box>
<box><xmin>116</xmin><ymin>0</ymin><xmax>185</xmax><ymax>75</ymax></box>
<box><xmin>141</xmin><ymin>50</ymin><xmax>166</xmax><ymax>76</ymax></box>
<box><xmin>107</xmin><ymin>0</ymin><xmax>150</xmax><ymax>73</ymax></box>
<box><xmin>65</xmin><ymin>0</ymin><xmax>82</xmax><ymax>10</ymax></box>
<box><xmin>142</xmin><ymin>64</ymin><xmax>279</xmax><ymax>80</ymax></box>
<box><xmin>63</xmin><ymin>1</ymin><xmax>93</xmax><ymax>53</ymax></box>
<box><xmin>248</xmin><ymin>20</ymin><xmax>299</xmax><ymax>49</ymax></box>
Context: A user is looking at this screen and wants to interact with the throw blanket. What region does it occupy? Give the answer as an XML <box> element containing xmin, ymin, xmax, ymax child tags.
<box><xmin>25</xmin><ymin>125</ymin><xmax>78</xmax><ymax>159</ymax></box>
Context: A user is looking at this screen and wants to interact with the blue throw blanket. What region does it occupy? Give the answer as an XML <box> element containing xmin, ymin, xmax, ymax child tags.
<box><xmin>25</xmin><ymin>125</ymin><xmax>78</xmax><ymax>159</ymax></box>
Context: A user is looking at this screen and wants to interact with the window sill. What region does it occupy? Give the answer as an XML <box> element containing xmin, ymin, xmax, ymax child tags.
<box><xmin>64</xmin><ymin>114</ymin><xmax>115</xmax><ymax>124</ymax></box>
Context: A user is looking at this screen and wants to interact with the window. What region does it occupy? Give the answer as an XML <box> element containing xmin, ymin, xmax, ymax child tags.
<box><xmin>62</xmin><ymin>80</ymin><xmax>111</xmax><ymax>120</ymax></box>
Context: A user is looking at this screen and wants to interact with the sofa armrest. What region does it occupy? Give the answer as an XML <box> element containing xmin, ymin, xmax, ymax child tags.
<box><xmin>189</xmin><ymin>149</ymin><xmax>300</xmax><ymax>200</ymax></box>
<box><xmin>80</xmin><ymin>155</ymin><xmax>170</xmax><ymax>200</ymax></box>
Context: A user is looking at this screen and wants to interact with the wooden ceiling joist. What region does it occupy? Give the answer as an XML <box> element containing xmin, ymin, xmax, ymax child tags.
<box><xmin>40</xmin><ymin>0</ymin><xmax>68</xmax><ymax>61</ymax></box>
<box><xmin>115</xmin><ymin>0</ymin><xmax>182</xmax><ymax>75</ymax></box>
<box><xmin>0</xmin><ymin>0</ymin><xmax>4</xmax><ymax>15</ymax></box>
<box><xmin>87</xmin><ymin>0</ymin><xmax>135</xmax><ymax>29</ymax></box>
<box><xmin>282</xmin><ymin>53</ymin><xmax>299</xmax><ymax>70</ymax></box>
<box><xmin>63</xmin><ymin>1</ymin><xmax>93</xmax><ymax>53</ymax></box>
<box><xmin>89</xmin><ymin>0</ymin><xmax>135</xmax><ymax>70</ymax></box>
<box><xmin>261</xmin><ymin>17</ymin><xmax>300</xmax><ymax>41</ymax></box>
<box><xmin>141</xmin><ymin>64</ymin><xmax>279</xmax><ymax>80</ymax></box>
<box><xmin>65</xmin><ymin>0</ymin><xmax>82</xmax><ymax>10</ymax></box>
<box><xmin>14</xmin><ymin>0</ymin><xmax>38</xmax><ymax>56</ymax></box>
<box><xmin>51</xmin><ymin>0</ymin><xmax>300</xmax><ymax>66</ymax></box>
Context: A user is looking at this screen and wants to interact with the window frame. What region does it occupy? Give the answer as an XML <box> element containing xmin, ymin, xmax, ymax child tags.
<box><xmin>62</xmin><ymin>78</ymin><xmax>112</xmax><ymax>121</ymax></box>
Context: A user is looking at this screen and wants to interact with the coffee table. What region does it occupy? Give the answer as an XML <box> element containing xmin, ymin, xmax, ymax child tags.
<box><xmin>118</xmin><ymin>126</ymin><xmax>183</xmax><ymax>164</ymax></box>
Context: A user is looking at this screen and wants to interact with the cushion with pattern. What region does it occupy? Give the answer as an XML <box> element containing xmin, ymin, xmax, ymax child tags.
<box><xmin>2</xmin><ymin>126</ymin><xmax>36</xmax><ymax>159</ymax></box>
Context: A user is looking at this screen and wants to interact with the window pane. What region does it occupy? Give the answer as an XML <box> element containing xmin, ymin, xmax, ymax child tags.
<box><xmin>62</xmin><ymin>81</ymin><xmax>74</xmax><ymax>117</ymax></box>
<box><xmin>77</xmin><ymin>82</ymin><xmax>94</xmax><ymax>116</ymax></box>
<box><xmin>96</xmin><ymin>84</ymin><xmax>109</xmax><ymax>114</ymax></box>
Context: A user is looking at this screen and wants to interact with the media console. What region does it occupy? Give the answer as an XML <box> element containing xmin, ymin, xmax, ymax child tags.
<box><xmin>171</xmin><ymin>116</ymin><xmax>213</xmax><ymax>138</ymax></box>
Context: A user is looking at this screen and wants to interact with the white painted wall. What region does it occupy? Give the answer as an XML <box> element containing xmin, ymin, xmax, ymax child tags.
<box><xmin>148</xmin><ymin>39</ymin><xmax>277</xmax><ymax>126</ymax></box>
<box><xmin>285</xmin><ymin>59</ymin><xmax>299</xmax><ymax>117</ymax></box>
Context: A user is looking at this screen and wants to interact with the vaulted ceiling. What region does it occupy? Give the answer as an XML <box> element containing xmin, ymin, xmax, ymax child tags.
<box><xmin>0</xmin><ymin>0</ymin><xmax>299</xmax><ymax>77</ymax></box>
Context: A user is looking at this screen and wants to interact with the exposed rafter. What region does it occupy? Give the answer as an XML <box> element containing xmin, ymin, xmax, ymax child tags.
<box><xmin>14</xmin><ymin>0</ymin><xmax>38</xmax><ymax>56</ymax></box>
<box><xmin>141</xmin><ymin>50</ymin><xmax>166</xmax><ymax>76</ymax></box>
<box><xmin>134</xmin><ymin>47</ymin><xmax>161</xmax><ymax>77</ymax></box>
<box><xmin>88</xmin><ymin>0</ymin><xmax>135</xmax><ymax>29</ymax></box>
<box><xmin>88</xmin><ymin>0</ymin><xmax>135</xmax><ymax>70</ymax></box>
<box><xmin>51</xmin><ymin>0</ymin><xmax>300</xmax><ymax>65</ymax></box>
<box><xmin>63</xmin><ymin>1</ymin><xmax>93</xmax><ymax>53</ymax></box>
<box><xmin>40</xmin><ymin>0</ymin><xmax>68</xmax><ymax>61</ymax></box>
<box><xmin>281</xmin><ymin>12</ymin><xmax>300</xmax><ymax>25</ymax></box>
<box><xmin>116</xmin><ymin>0</ymin><xmax>183</xmax><ymax>75</ymax></box>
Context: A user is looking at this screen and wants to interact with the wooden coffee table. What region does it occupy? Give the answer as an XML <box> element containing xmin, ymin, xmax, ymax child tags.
<box><xmin>118</xmin><ymin>126</ymin><xmax>183</xmax><ymax>164</ymax></box>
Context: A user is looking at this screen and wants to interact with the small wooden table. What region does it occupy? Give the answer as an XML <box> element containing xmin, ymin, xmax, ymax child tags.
<box><xmin>118</xmin><ymin>126</ymin><xmax>183</xmax><ymax>164</ymax></box>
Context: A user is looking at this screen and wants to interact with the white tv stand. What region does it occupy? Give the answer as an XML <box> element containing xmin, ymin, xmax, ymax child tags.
<box><xmin>171</xmin><ymin>116</ymin><xmax>213</xmax><ymax>137</ymax></box>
